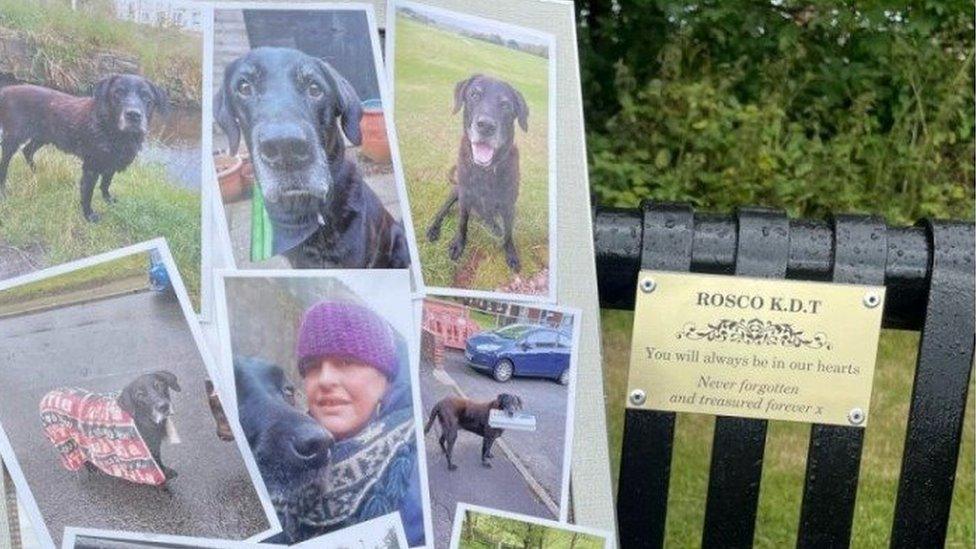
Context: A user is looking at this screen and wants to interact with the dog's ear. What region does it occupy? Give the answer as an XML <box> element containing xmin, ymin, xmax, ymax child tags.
<box><xmin>155</xmin><ymin>371</ymin><xmax>181</xmax><ymax>393</ymax></box>
<box><xmin>316</xmin><ymin>59</ymin><xmax>362</xmax><ymax>146</ymax></box>
<box><xmin>93</xmin><ymin>74</ymin><xmax>120</xmax><ymax>124</ymax></box>
<box><xmin>453</xmin><ymin>75</ymin><xmax>481</xmax><ymax>115</ymax></box>
<box><xmin>512</xmin><ymin>88</ymin><xmax>529</xmax><ymax>132</ymax></box>
<box><xmin>214</xmin><ymin>82</ymin><xmax>241</xmax><ymax>156</ymax></box>
<box><xmin>148</xmin><ymin>79</ymin><xmax>170</xmax><ymax>117</ymax></box>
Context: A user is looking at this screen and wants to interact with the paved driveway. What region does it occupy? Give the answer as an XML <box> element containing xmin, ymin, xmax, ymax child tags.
<box><xmin>420</xmin><ymin>348</ymin><xmax>571</xmax><ymax>548</ymax></box>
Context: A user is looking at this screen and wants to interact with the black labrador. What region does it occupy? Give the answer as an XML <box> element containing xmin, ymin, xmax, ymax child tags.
<box><xmin>234</xmin><ymin>357</ymin><xmax>333</xmax><ymax>510</ymax></box>
<box><xmin>215</xmin><ymin>47</ymin><xmax>410</xmax><ymax>269</ymax></box>
<box><xmin>426</xmin><ymin>74</ymin><xmax>528</xmax><ymax>272</ymax></box>
<box><xmin>0</xmin><ymin>74</ymin><xmax>167</xmax><ymax>221</ymax></box>
<box><xmin>116</xmin><ymin>370</ymin><xmax>182</xmax><ymax>481</ymax></box>
<box><xmin>424</xmin><ymin>393</ymin><xmax>523</xmax><ymax>470</ymax></box>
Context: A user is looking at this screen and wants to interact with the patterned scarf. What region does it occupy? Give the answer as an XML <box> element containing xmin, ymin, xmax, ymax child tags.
<box><xmin>277</xmin><ymin>406</ymin><xmax>417</xmax><ymax>543</ymax></box>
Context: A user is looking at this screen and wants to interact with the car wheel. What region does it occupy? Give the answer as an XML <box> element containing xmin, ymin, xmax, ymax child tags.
<box><xmin>493</xmin><ymin>359</ymin><xmax>514</xmax><ymax>382</ymax></box>
<box><xmin>557</xmin><ymin>368</ymin><xmax>570</xmax><ymax>386</ymax></box>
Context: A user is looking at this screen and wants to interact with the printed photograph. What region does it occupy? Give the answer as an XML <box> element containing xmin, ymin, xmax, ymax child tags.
<box><xmin>419</xmin><ymin>296</ymin><xmax>578</xmax><ymax>547</ymax></box>
<box><xmin>216</xmin><ymin>271</ymin><xmax>430</xmax><ymax>547</ymax></box>
<box><xmin>391</xmin><ymin>1</ymin><xmax>556</xmax><ymax>300</ymax></box>
<box><xmin>0</xmin><ymin>241</ymin><xmax>278</xmax><ymax>547</ymax></box>
<box><xmin>0</xmin><ymin>1</ymin><xmax>206</xmax><ymax>311</ymax></box>
<box><xmin>208</xmin><ymin>5</ymin><xmax>417</xmax><ymax>271</ymax></box>
<box><xmin>65</xmin><ymin>511</ymin><xmax>408</xmax><ymax>548</ymax></box>
<box><xmin>64</xmin><ymin>527</ymin><xmax>271</xmax><ymax>549</ymax></box>
<box><xmin>450</xmin><ymin>505</ymin><xmax>609</xmax><ymax>549</ymax></box>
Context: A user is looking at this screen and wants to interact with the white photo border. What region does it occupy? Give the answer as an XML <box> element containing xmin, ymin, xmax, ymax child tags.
<box><xmin>202</xmin><ymin>2</ymin><xmax>424</xmax><ymax>286</ymax></box>
<box><xmin>448</xmin><ymin>503</ymin><xmax>612</xmax><ymax>549</ymax></box>
<box><xmin>413</xmin><ymin>294</ymin><xmax>580</xmax><ymax>525</ymax></box>
<box><xmin>385</xmin><ymin>0</ymin><xmax>559</xmax><ymax>304</ymax></box>
<box><xmin>212</xmin><ymin>268</ymin><xmax>435</xmax><ymax>548</ymax></box>
<box><xmin>0</xmin><ymin>239</ymin><xmax>282</xmax><ymax>548</ymax></box>
<box><xmin>61</xmin><ymin>527</ymin><xmax>281</xmax><ymax>549</ymax></box>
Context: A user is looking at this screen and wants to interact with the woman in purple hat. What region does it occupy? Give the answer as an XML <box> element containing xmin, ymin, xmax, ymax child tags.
<box><xmin>290</xmin><ymin>300</ymin><xmax>424</xmax><ymax>545</ymax></box>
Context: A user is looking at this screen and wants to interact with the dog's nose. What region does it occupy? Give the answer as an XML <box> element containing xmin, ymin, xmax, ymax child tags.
<box><xmin>124</xmin><ymin>110</ymin><xmax>142</xmax><ymax>123</ymax></box>
<box><xmin>291</xmin><ymin>425</ymin><xmax>333</xmax><ymax>464</ymax></box>
<box><xmin>258</xmin><ymin>124</ymin><xmax>314</xmax><ymax>171</ymax></box>
<box><xmin>475</xmin><ymin>117</ymin><xmax>497</xmax><ymax>137</ymax></box>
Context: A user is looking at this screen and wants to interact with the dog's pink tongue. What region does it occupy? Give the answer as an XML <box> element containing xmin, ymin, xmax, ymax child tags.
<box><xmin>472</xmin><ymin>142</ymin><xmax>494</xmax><ymax>165</ymax></box>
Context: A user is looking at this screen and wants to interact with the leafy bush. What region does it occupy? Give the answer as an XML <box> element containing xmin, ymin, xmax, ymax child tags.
<box><xmin>578</xmin><ymin>1</ymin><xmax>974</xmax><ymax>223</ymax></box>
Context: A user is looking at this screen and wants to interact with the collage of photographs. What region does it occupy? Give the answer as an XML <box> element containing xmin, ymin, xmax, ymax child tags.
<box><xmin>0</xmin><ymin>1</ymin><xmax>613</xmax><ymax>549</ymax></box>
<box><xmin>7</xmin><ymin>0</ymin><xmax>968</xmax><ymax>548</ymax></box>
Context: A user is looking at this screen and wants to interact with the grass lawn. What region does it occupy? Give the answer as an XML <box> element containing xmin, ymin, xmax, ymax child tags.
<box><xmin>394</xmin><ymin>15</ymin><xmax>550</xmax><ymax>293</ymax></box>
<box><xmin>0</xmin><ymin>150</ymin><xmax>201</xmax><ymax>304</ymax></box>
<box><xmin>0</xmin><ymin>0</ymin><xmax>201</xmax><ymax>103</ymax></box>
<box><xmin>601</xmin><ymin>309</ymin><xmax>975</xmax><ymax>547</ymax></box>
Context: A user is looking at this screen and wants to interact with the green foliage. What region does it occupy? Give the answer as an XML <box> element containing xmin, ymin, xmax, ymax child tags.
<box><xmin>577</xmin><ymin>1</ymin><xmax>974</xmax><ymax>223</ymax></box>
<box><xmin>460</xmin><ymin>510</ymin><xmax>605</xmax><ymax>549</ymax></box>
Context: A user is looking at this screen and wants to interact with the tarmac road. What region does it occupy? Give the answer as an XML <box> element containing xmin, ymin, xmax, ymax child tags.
<box><xmin>420</xmin><ymin>349</ymin><xmax>569</xmax><ymax>548</ymax></box>
<box><xmin>440</xmin><ymin>348</ymin><xmax>570</xmax><ymax>496</ymax></box>
<box><xmin>0</xmin><ymin>291</ymin><xmax>273</xmax><ymax>545</ymax></box>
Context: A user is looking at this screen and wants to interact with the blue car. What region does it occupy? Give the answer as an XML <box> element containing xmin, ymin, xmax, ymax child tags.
<box><xmin>464</xmin><ymin>324</ymin><xmax>572</xmax><ymax>384</ymax></box>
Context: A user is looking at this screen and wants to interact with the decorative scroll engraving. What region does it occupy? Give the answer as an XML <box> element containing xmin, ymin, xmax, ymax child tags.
<box><xmin>677</xmin><ymin>318</ymin><xmax>831</xmax><ymax>350</ymax></box>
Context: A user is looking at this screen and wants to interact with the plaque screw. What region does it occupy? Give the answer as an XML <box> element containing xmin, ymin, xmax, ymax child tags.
<box><xmin>848</xmin><ymin>407</ymin><xmax>865</xmax><ymax>425</ymax></box>
<box><xmin>863</xmin><ymin>292</ymin><xmax>881</xmax><ymax>309</ymax></box>
<box><xmin>629</xmin><ymin>389</ymin><xmax>647</xmax><ymax>406</ymax></box>
<box><xmin>640</xmin><ymin>277</ymin><xmax>657</xmax><ymax>293</ymax></box>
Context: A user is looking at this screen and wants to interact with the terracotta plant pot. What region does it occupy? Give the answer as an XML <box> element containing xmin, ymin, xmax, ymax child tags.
<box><xmin>360</xmin><ymin>99</ymin><xmax>391</xmax><ymax>164</ymax></box>
<box><xmin>215</xmin><ymin>154</ymin><xmax>245</xmax><ymax>203</ymax></box>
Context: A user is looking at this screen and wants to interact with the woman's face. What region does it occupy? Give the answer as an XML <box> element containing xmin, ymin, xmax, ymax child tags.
<box><xmin>303</xmin><ymin>356</ymin><xmax>389</xmax><ymax>440</ymax></box>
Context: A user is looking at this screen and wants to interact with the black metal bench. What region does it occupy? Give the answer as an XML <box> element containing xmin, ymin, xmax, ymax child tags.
<box><xmin>594</xmin><ymin>202</ymin><xmax>974</xmax><ymax>548</ymax></box>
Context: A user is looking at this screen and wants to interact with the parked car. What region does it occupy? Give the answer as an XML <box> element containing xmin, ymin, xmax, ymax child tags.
<box><xmin>464</xmin><ymin>323</ymin><xmax>572</xmax><ymax>384</ymax></box>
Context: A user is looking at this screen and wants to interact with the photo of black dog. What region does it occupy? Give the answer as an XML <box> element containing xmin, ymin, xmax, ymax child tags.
<box><xmin>424</xmin><ymin>392</ymin><xmax>523</xmax><ymax>470</ymax></box>
<box><xmin>0</xmin><ymin>73</ymin><xmax>168</xmax><ymax>222</ymax></box>
<box><xmin>39</xmin><ymin>370</ymin><xmax>182</xmax><ymax>485</ymax></box>
<box><xmin>233</xmin><ymin>356</ymin><xmax>333</xmax><ymax>504</ymax></box>
<box><xmin>215</xmin><ymin>47</ymin><xmax>410</xmax><ymax>269</ymax></box>
<box><xmin>426</xmin><ymin>74</ymin><xmax>529</xmax><ymax>272</ymax></box>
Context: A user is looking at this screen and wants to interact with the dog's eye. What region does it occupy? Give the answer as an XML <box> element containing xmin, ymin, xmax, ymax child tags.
<box><xmin>469</xmin><ymin>89</ymin><xmax>482</xmax><ymax>101</ymax></box>
<box><xmin>236</xmin><ymin>79</ymin><xmax>254</xmax><ymax>97</ymax></box>
<box><xmin>500</xmin><ymin>100</ymin><xmax>512</xmax><ymax>111</ymax></box>
<box><xmin>282</xmin><ymin>385</ymin><xmax>294</xmax><ymax>397</ymax></box>
<box><xmin>307</xmin><ymin>83</ymin><xmax>324</xmax><ymax>99</ymax></box>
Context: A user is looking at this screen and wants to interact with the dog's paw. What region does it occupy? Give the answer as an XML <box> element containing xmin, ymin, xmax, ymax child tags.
<box><xmin>485</xmin><ymin>452</ymin><xmax>495</xmax><ymax>458</ymax></box>
<box><xmin>449</xmin><ymin>238</ymin><xmax>465</xmax><ymax>261</ymax></box>
<box><xmin>426</xmin><ymin>224</ymin><xmax>442</xmax><ymax>242</ymax></box>
<box><xmin>481</xmin><ymin>461</ymin><xmax>493</xmax><ymax>468</ymax></box>
<box><xmin>102</xmin><ymin>194</ymin><xmax>118</xmax><ymax>204</ymax></box>
<box><xmin>448</xmin><ymin>464</ymin><xmax>458</xmax><ymax>471</ymax></box>
<box><xmin>84</xmin><ymin>211</ymin><xmax>101</xmax><ymax>223</ymax></box>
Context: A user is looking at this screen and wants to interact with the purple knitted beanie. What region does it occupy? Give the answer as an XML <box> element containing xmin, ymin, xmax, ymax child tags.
<box><xmin>296</xmin><ymin>301</ymin><xmax>398</xmax><ymax>379</ymax></box>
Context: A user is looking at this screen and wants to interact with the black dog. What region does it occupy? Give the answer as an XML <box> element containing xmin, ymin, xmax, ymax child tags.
<box><xmin>426</xmin><ymin>74</ymin><xmax>528</xmax><ymax>272</ymax></box>
<box><xmin>215</xmin><ymin>47</ymin><xmax>410</xmax><ymax>269</ymax></box>
<box><xmin>234</xmin><ymin>357</ymin><xmax>333</xmax><ymax>505</ymax></box>
<box><xmin>0</xmin><ymin>74</ymin><xmax>167</xmax><ymax>221</ymax></box>
<box><xmin>424</xmin><ymin>393</ymin><xmax>523</xmax><ymax>470</ymax></box>
<box><xmin>116</xmin><ymin>370</ymin><xmax>182</xmax><ymax>480</ymax></box>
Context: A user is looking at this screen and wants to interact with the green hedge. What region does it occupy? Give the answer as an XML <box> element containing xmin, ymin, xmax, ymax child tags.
<box><xmin>577</xmin><ymin>1</ymin><xmax>974</xmax><ymax>224</ymax></box>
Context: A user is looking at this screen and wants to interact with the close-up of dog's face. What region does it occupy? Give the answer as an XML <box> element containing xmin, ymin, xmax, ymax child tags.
<box><xmin>94</xmin><ymin>73</ymin><xmax>168</xmax><ymax>136</ymax></box>
<box><xmin>454</xmin><ymin>74</ymin><xmax>528</xmax><ymax>168</ymax></box>
<box><xmin>117</xmin><ymin>370</ymin><xmax>181</xmax><ymax>425</ymax></box>
<box><xmin>234</xmin><ymin>356</ymin><xmax>333</xmax><ymax>500</ymax></box>
<box><xmin>496</xmin><ymin>393</ymin><xmax>524</xmax><ymax>417</ymax></box>
<box><xmin>215</xmin><ymin>47</ymin><xmax>363</xmax><ymax>218</ymax></box>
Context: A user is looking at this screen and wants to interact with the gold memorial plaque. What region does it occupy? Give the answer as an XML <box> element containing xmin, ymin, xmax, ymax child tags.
<box><xmin>627</xmin><ymin>271</ymin><xmax>885</xmax><ymax>426</ymax></box>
